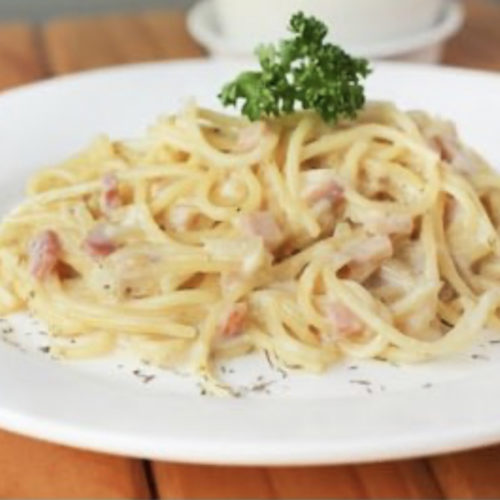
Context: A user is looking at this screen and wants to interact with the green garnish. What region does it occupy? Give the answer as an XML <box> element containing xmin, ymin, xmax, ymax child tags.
<box><xmin>219</xmin><ymin>12</ymin><xmax>371</xmax><ymax>123</ymax></box>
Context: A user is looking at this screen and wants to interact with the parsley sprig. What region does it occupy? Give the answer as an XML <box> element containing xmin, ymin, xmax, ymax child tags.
<box><xmin>219</xmin><ymin>12</ymin><xmax>371</xmax><ymax>123</ymax></box>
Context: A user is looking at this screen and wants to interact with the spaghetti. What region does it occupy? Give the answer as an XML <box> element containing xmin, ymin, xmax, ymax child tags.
<box><xmin>1</xmin><ymin>100</ymin><xmax>500</xmax><ymax>393</ymax></box>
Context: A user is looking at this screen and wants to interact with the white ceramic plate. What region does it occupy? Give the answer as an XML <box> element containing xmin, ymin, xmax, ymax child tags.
<box><xmin>187</xmin><ymin>0</ymin><xmax>464</xmax><ymax>63</ymax></box>
<box><xmin>1</xmin><ymin>60</ymin><xmax>500</xmax><ymax>465</ymax></box>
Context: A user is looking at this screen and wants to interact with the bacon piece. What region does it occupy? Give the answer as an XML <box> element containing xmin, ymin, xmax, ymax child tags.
<box><xmin>307</xmin><ymin>180</ymin><xmax>344</xmax><ymax>206</ymax></box>
<box><xmin>233</xmin><ymin>122</ymin><xmax>267</xmax><ymax>153</ymax></box>
<box><xmin>431</xmin><ymin>132</ymin><xmax>477</xmax><ymax>174</ymax></box>
<box><xmin>339</xmin><ymin>235</ymin><xmax>394</xmax><ymax>282</ymax></box>
<box><xmin>305</xmin><ymin>180</ymin><xmax>344</xmax><ymax>234</ymax></box>
<box><xmin>100</xmin><ymin>173</ymin><xmax>121</xmax><ymax>214</ymax></box>
<box><xmin>366</xmin><ymin>214</ymin><xmax>413</xmax><ymax>236</ymax></box>
<box><xmin>84</xmin><ymin>225</ymin><xmax>118</xmax><ymax>258</ymax></box>
<box><xmin>410</xmin><ymin>113</ymin><xmax>477</xmax><ymax>175</ymax></box>
<box><xmin>29</xmin><ymin>230</ymin><xmax>62</xmax><ymax>279</ymax></box>
<box><xmin>327</xmin><ymin>302</ymin><xmax>364</xmax><ymax>337</ymax></box>
<box><xmin>239</xmin><ymin>211</ymin><xmax>284</xmax><ymax>250</ymax></box>
<box><xmin>218</xmin><ymin>303</ymin><xmax>248</xmax><ymax>338</ymax></box>
<box><xmin>347</xmin><ymin>235</ymin><xmax>393</xmax><ymax>265</ymax></box>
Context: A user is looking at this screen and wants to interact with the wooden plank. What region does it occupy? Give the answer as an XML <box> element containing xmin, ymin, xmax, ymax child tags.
<box><xmin>43</xmin><ymin>15</ymin><xmax>157</xmax><ymax>74</ymax></box>
<box><xmin>138</xmin><ymin>11</ymin><xmax>204</xmax><ymax>60</ymax></box>
<box><xmin>443</xmin><ymin>0</ymin><xmax>500</xmax><ymax>70</ymax></box>
<box><xmin>267</xmin><ymin>466</ymin><xmax>366</xmax><ymax>499</ymax></box>
<box><xmin>152</xmin><ymin>461</ymin><xmax>442</xmax><ymax>499</ymax></box>
<box><xmin>0</xmin><ymin>23</ymin><xmax>45</xmax><ymax>91</ymax></box>
<box><xmin>355</xmin><ymin>461</ymin><xmax>443</xmax><ymax>499</ymax></box>
<box><xmin>266</xmin><ymin>462</ymin><xmax>442</xmax><ymax>499</ymax></box>
<box><xmin>430</xmin><ymin>446</ymin><xmax>500</xmax><ymax>499</ymax></box>
<box><xmin>152</xmin><ymin>463</ymin><xmax>274</xmax><ymax>499</ymax></box>
<box><xmin>0</xmin><ymin>430</ymin><xmax>151</xmax><ymax>498</ymax></box>
<box><xmin>0</xmin><ymin>20</ymin><xmax>154</xmax><ymax>500</ymax></box>
<box><xmin>43</xmin><ymin>10</ymin><xmax>202</xmax><ymax>75</ymax></box>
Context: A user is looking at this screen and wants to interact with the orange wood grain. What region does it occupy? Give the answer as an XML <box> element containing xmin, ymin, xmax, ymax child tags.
<box><xmin>151</xmin><ymin>461</ymin><xmax>443</xmax><ymax>499</ymax></box>
<box><xmin>44</xmin><ymin>15</ymin><xmax>155</xmax><ymax>73</ymax></box>
<box><xmin>138</xmin><ymin>11</ymin><xmax>204</xmax><ymax>60</ymax></box>
<box><xmin>152</xmin><ymin>464</ymin><xmax>274</xmax><ymax>499</ymax></box>
<box><xmin>261</xmin><ymin>462</ymin><xmax>443</xmax><ymax>499</ymax></box>
<box><xmin>267</xmin><ymin>466</ymin><xmax>366</xmax><ymax>499</ymax></box>
<box><xmin>443</xmin><ymin>0</ymin><xmax>500</xmax><ymax>70</ymax></box>
<box><xmin>354</xmin><ymin>461</ymin><xmax>443</xmax><ymax>499</ymax></box>
<box><xmin>430</xmin><ymin>446</ymin><xmax>500</xmax><ymax>499</ymax></box>
<box><xmin>0</xmin><ymin>23</ymin><xmax>45</xmax><ymax>91</ymax></box>
<box><xmin>0</xmin><ymin>430</ymin><xmax>151</xmax><ymax>499</ymax></box>
<box><xmin>43</xmin><ymin>11</ymin><xmax>202</xmax><ymax>75</ymax></box>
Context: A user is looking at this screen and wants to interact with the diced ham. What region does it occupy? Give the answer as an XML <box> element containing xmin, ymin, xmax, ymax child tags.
<box><xmin>366</xmin><ymin>214</ymin><xmax>414</xmax><ymax>236</ymax></box>
<box><xmin>218</xmin><ymin>302</ymin><xmax>248</xmax><ymax>338</ymax></box>
<box><xmin>233</xmin><ymin>122</ymin><xmax>267</xmax><ymax>153</ymax></box>
<box><xmin>410</xmin><ymin>113</ymin><xmax>477</xmax><ymax>175</ymax></box>
<box><xmin>204</xmin><ymin>237</ymin><xmax>270</xmax><ymax>274</ymax></box>
<box><xmin>100</xmin><ymin>173</ymin><xmax>121</xmax><ymax>214</ymax></box>
<box><xmin>431</xmin><ymin>132</ymin><xmax>477</xmax><ymax>174</ymax></box>
<box><xmin>304</xmin><ymin>179</ymin><xmax>345</xmax><ymax>233</ymax></box>
<box><xmin>307</xmin><ymin>180</ymin><xmax>344</xmax><ymax>206</ymax></box>
<box><xmin>29</xmin><ymin>230</ymin><xmax>62</xmax><ymax>279</ymax></box>
<box><xmin>326</xmin><ymin>302</ymin><xmax>363</xmax><ymax>337</ymax></box>
<box><xmin>239</xmin><ymin>211</ymin><xmax>284</xmax><ymax>250</ymax></box>
<box><xmin>346</xmin><ymin>235</ymin><xmax>393</xmax><ymax>266</ymax></box>
<box><xmin>426</xmin><ymin>123</ymin><xmax>460</xmax><ymax>165</ymax></box>
<box><xmin>168</xmin><ymin>204</ymin><xmax>200</xmax><ymax>232</ymax></box>
<box><xmin>339</xmin><ymin>235</ymin><xmax>394</xmax><ymax>282</ymax></box>
<box><xmin>84</xmin><ymin>225</ymin><xmax>118</xmax><ymax>258</ymax></box>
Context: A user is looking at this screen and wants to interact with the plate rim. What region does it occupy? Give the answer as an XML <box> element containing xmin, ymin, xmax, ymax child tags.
<box><xmin>1</xmin><ymin>59</ymin><xmax>500</xmax><ymax>465</ymax></box>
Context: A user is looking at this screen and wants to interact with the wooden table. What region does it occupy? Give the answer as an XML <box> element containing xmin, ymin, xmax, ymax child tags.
<box><xmin>1</xmin><ymin>1</ymin><xmax>500</xmax><ymax>498</ymax></box>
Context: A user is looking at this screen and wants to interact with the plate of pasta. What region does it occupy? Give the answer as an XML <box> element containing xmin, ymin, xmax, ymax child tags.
<box><xmin>1</xmin><ymin>15</ymin><xmax>500</xmax><ymax>464</ymax></box>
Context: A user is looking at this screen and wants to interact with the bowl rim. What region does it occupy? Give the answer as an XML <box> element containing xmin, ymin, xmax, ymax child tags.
<box><xmin>187</xmin><ymin>0</ymin><xmax>464</xmax><ymax>59</ymax></box>
<box><xmin>213</xmin><ymin>0</ymin><xmax>449</xmax><ymax>45</ymax></box>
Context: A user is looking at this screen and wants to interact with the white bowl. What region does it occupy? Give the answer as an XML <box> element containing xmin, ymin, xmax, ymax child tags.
<box><xmin>187</xmin><ymin>0</ymin><xmax>464</xmax><ymax>64</ymax></box>
<box><xmin>213</xmin><ymin>0</ymin><xmax>448</xmax><ymax>48</ymax></box>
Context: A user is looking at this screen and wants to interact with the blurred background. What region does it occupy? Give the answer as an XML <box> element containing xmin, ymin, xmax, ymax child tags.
<box><xmin>0</xmin><ymin>0</ymin><xmax>197</xmax><ymax>20</ymax></box>
<box><xmin>0</xmin><ymin>0</ymin><xmax>490</xmax><ymax>20</ymax></box>
<box><xmin>0</xmin><ymin>0</ymin><xmax>498</xmax><ymax>86</ymax></box>
<box><xmin>0</xmin><ymin>1</ymin><xmax>495</xmax><ymax>64</ymax></box>
<box><xmin>0</xmin><ymin>0</ymin><xmax>494</xmax><ymax>20</ymax></box>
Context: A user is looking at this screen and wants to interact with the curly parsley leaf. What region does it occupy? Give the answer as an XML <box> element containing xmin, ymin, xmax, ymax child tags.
<box><xmin>219</xmin><ymin>12</ymin><xmax>371</xmax><ymax>123</ymax></box>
